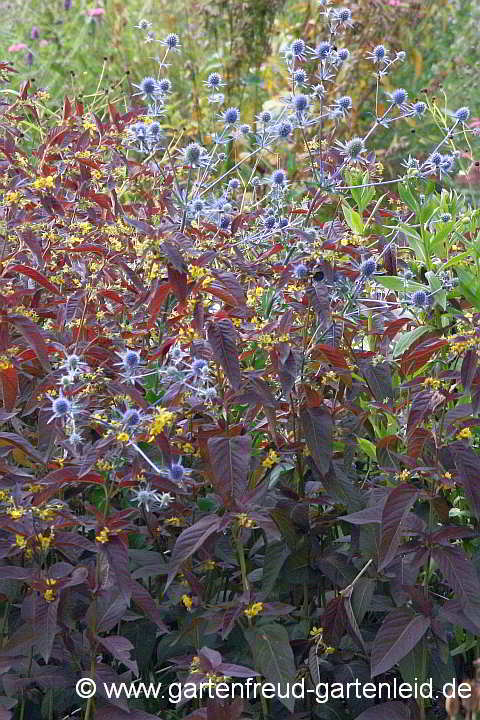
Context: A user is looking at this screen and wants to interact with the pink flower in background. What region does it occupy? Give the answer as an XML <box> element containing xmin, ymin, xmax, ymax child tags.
<box><xmin>39</xmin><ymin>39</ymin><xmax>49</xmax><ymax>48</ymax></box>
<box><xmin>8</xmin><ymin>43</ymin><xmax>27</xmax><ymax>52</ymax></box>
<box><xmin>87</xmin><ymin>7</ymin><xmax>105</xmax><ymax>16</ymax></box>
<box><xmin>388</xmin><ymin>0</ymin><xmax>403</xmax><ymax>4</ymax></box>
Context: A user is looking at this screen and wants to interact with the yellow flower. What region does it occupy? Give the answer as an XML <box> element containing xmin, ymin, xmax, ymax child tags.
<box><xmin>244</xmin><ymin>602</ymin><xmax>264</xmax><ymax>617</ymax></box>
<box><xmin>15</xmin><ymin>535</ymin><xmax>27</xmax><ymax>549</ymax></box>
<box><xmin>96</xmin><ymin>527</ymin><xmax>110</xmax><ymax>544</ymax></box>
<box><xmin>190</xmin><ymin>656</ymin><xmax>201</xmax><ymax>673</ymax></box>
<box><xmin>32</xmin><ymin>175</ymin><xmax>55</xmax><ymax>191</ymax></box>
<box><xmin>396</xmin><ymin>470</ymin><xmax>410</xmax><ymax>482</ymax></box>
<box><xmin>44</xmin><ymin>578</ymin><xmax>58</xmax><ymax>603</ymax></box>
<box><xmin>457</xmin><ymin>427</ymin><xmax>473</xmax><ymax>440</ymax></box>
<box><xmin>236</xmin><ymin>513</ymin><xmax>256</xmax><ymax>529</ymax></box>
<box><xmin>181</xmin><ymin>594</ymin><xmax>193</xmax><ymax>610</ymax></box>
<box><xmin>37</xmin><ymin>533</ymin><xmax>54</xmax><ymax>552</ymax></box>
<box><xmin>310</xmin><ymin>626</ymin><xmax>324</xmax><ymax>638</ymax></box>
<box><xmin>8</xmin><ymin>507</ymin><xmax>26</xmax><ymax>519</ymax></box>
<box><xmin>4</xmin><ymin>191</ymin><xmax>21</xmax><ymax>203</ymax></box>
<box><xmin>116</xmin><ymin>432</ymin><xmax>130</xmax><ymax>443</ymax></box>
<box><xmin>165</xmin><ymin>517</ymin><xmax>184</xmax><ymax>527</ymax></box>
<box><xmin>148</xmin><ymin>408</ymin><xmax>175</xmax><ymax>441</ymax></box>
<box><xmin>262</xmin><ymin>449</ymin><xmax>280</xmax><ymax>469</ymax></box>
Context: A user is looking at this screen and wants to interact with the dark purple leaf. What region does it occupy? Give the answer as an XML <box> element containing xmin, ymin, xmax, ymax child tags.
<box><xmin>166</xmin><ymin>515</ymin><xmax>223</xmax><ymax>590</ymax></box>
<box><xmin>371</xmin><ymin>607</ymin><xmax>430</xmax><ymax>677</ymax></box>
<box><xmin>130</xmin><ymin>580</ymin><xmax>168</xmax><ymax>633</ymax></box>
<box><xmin>378</xmin><ymin>485</ymin><xmax>419</xmax><ymax>570</ymax></box>
<box><xmin>97</xmin><ymin>636</ymin><xmax>138</xmax><ymax>674</ymax></box>
<box><xmin>103</xmin><ymin>537</ymin><xmax>131</xmax><ymax>604</ymax></box>
<box><xmin>301</xmin><ymin>405</ymin><xmax>333</xmax><ymax>475</ymax></box>
<box><xmin>207</xmin><ymin>435</ymin><xmax>251</xmax><ymax>508</ymax></box>
<box><xmin>461</xmin><ymin>350</ymin><xmax>477</xmax><ymax>391</ymax></box>
<box><xmin>207</xmin><ymin>319</ymin><xmax>241</xmax><ymax>390</ymax></box>
<box><xmin>432</xmin><ymin>545</ymin><xmax>480</xmax><ymax>626</ymax></box>
<box><xmin>355</xmin><ymin>702</ymin><xmax>411</xmax><ymax>720</ymax></box>
<box><xmin>450</xmin><ymin>441</ymin><xmax>480</xmax><ymax>522</ymax></box>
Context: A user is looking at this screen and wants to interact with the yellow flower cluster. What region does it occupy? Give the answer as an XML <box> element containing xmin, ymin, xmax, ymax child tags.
<box><xmin>165</xmin><ymin>517</ymin><xmax>184</xmax><ymax>527</ymax></box>
<box><xmin>181</xmin><ymin>594</ymin><xmax>193</xmax><ymax>610</ymax></box>
<box><xmin>0</xmin><ymin>355</ymin><xmax>13</xmax><ymax>371</ymax></box>
<box><xmin>422</xmin><ymin>377</ymin><xmax>442</xmax><ymax>390</ymax></box>
<box><xmin>32</xmin><ymin>175</ymin><xmax>55</xmax><ymax>190</ymax></box>
<box><xmin>44</xmin><ymin>578</ymin><xmax>58</xmax><ymax>603</ymax></box>
<box><xmin>262</xmin><ymin>449</ymin><xmax>280</xmax><ymax>469</ymax></box>
<box><xmin>189</xmin><ymin>265</ymin><xmax>214</xmax><ymax>284</ymax></box>
<box><xmin>148</xmin><ymin>408</ymin><xmax>175</xmax><ymax>441</ymax></box>
<box><xmin>96</xmin><ymin>527</ymin><xmax>110</xmax><ymax>544</ymax></box>
<box><xmin>116</xmin><ymin>432</ymin><xmax>130</xmax><ymax>443</ymax></box>
<box><xmin>236</xmin><ymin>513</ymin><xmax>257</xmax><ymax>528</ymax></box>
<box><xmin>244</xmin><ymin>602</ymin><xmax>264</xmax><ymax>617</ymax></box>
<box><xmin>247</xmin><ymin>286</ymin><xmax>265</xmax><ymax>307</ymax></box>
<box><xmin>457</xmin><ymin>428</ymin><xmax>473</xmax><ymax>440</ymax></box>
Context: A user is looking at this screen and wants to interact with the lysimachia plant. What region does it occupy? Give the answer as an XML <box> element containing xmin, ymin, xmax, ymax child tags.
<box><xmin>0</xmin><ymin>4</ymin><xmax>480</xmax><ymax>720</ymax></box>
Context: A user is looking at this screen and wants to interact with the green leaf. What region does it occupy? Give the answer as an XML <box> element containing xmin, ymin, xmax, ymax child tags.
<box><xmin>397</xmin><ymin>181</ymin><xmax>419</xmax><ymax>212</ymax></box>
<box><xmin>457</xmin><ymin>268</ymin><xmax>480</xmax><ymax>310</ymax></box>
<box><xmin>357</xmin><ymin>437</ymin><xmax>377</xmax><ymax>461</ymax></box>
<box><xmin>245</xmin><ymin>623</ymin><xmax>296</xmax><ymax>711</ymax></box>
<box><xmin>342</xmin><ymin>203</ymin><xmax>364</xmax><ymax>235</ymax></box>
<box><xmin>375</xmin><ymin>276</ymin><xmax>428</xmax><ymax>293</ymax></box>
<box><xmin>393</xmin><ymin>326</ymin><xmax>432</xmax><ymax>358</ymax></box>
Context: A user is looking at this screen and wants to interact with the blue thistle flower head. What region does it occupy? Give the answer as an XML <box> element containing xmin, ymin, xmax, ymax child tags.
<box><xmin>219</xmin><ymin>216</ymin><xmax>231</xmax><ymax>230</ymax></box>
<box><xmin>259</xmin><ymin>110</ymin><xmax>272</xmax><ymax>124</ymax></box>
<box><xmin>339</xmin><ymin>137</ymin><xmax>365</xmax><ymax>159</ymax></box>
<box><xmin>314</xmin><ymin>41</ymin><xmax>331</xmax><ymax>59</ymax></box>
<box><xmin>336</xmin><ymin>95</ymin><xmax>352</xmax><ymax>111</ymax></box>
<box><xmin>338</xmin><ymin>48</ymin><xmax>350</xmax><ymax>61</ymax></box>
<box><xmin>390</xmin><ymin>88</ymin><xmax>408</xmax><ymax>106</ymax></box>
<box><xmin>191</xmin><ymin>358</ymin><xmax>207</xmax><ymax>375</ymax></box>
<box><xmin>291</xmin><ymin>38</ymin><xmax>306</xmax><ymax>57</ymax></box>
<box><xmin>191</xmin><ymin>199</ymin><xmax>204</xmax><ymax>213</ymax></box>
<box><xmin>122</xmin><ymin>409</ymin><xmax>142</xmax><ymax>427</ymax></box>
<box><xmin>51</xmin><ymin>397</ymin><xmax>71</xmax><ymax>417</ymax></box>
<box><xmin>183</xmin><ymin>142</ymin><xmax>205</xmax><ymax>166</ymax></box>
<box><xmin>293</xmin><ymin>263</ymin><xmax>309</xmax><ymax>279</ymax></box>
<box><xmin>294</xmin><ymin>69</ymin><xmax>307</xmax><ymax>85</ymax></box>
<box><xmin>123</xmin><ymin>350</ymin><xmax>141</xmax><ymax>369</ymax></box>
<box><xmin>440</xmin><ymin>213</ymin><xmax>452</xmax><ymax>223</ymax></box>
<box><xmin>454</xmin><ymin>106</ymin><xmax>470</xmax><ymax>123</ymax></box>
<box><xmin>164</xmin><ymin>33</ymin><xmax>180</xmax><ymax>49</ymax></box>
<box><xmin>158</xmin><ymin>78</ymin><xmax>172</xmax><ymax>94</ymax></box>
<box><xmin>272</xmin><ymin>169</ymin><xmax>287</xmax><ymax>186</ymax></box>
<box><xmin>412</xmin><ymin>290</ymin><xmax>427</xmax><ymax>307</ymax></box>
<box><xmin>168</xmin><ymin>462</ymin><xmax>185</xmax><ymax>483</ymax></box>
<box><xmin>430</xmin><ymin>152</ymin><xmax>443</xmax><ymax>166</ymax></box>
<box><xmin>223</xmin><ymin>106</ymin><xmax>240</xmax><ymax>125</ymax></box>
<box><xmin>335</xmin><ymin>7</ymin><xmax>352</xmax><ymax>23</ymax></box>
<box><xmin>412</xmin><ymin>101</ymin><xmax>426</xmax><ymax>116</ymax></box>
<box><xmin>277</xmin><ymin>121</ymin><xmax>293</xmax><ymax>138</ymax></box>
<box><xmin>278</xmin><ymin>217</ymin><xmax>289</xmax><ymax>229</ymax></box>
<box><xmin>440</xmin><ymin>155</ymin><xmax>455</xmax><ymax>174</ymax></box>
<box><xmin>372</xmin><ymin>44</ymin><xmax>386</xmax><ymax>62</ymax></box>
<box><xmin>228</xmin><ymin>178</ymin><xmax>241</xmax><ymax>190</ymax></box>
<box><xmin>139</xmin><ymin>76</ymin><xmax>158</xmax><ymax>97</ymax></box>
<box><xmin>206</xmin><ymin>72</ymin><xmax>222</xmax><ymax>89</ymax></box>
<box><xmin>293</xmin><ymin>94</ymin><xmax>309</xmax><ymax>113</ymax></box>
<box><xmin>264</xmin><ymin>215</ymin><xmax>276</xmax><ymax>230</ymax></box>
<box><xmin>240</xmin><ymin>123</ymin><xmax>251</xmax><ymax>135</ymax></box>
<box><xmin>361</xmin><ymin>258</ymin><xmax>377</xmax><ymax>277</ymax></box>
